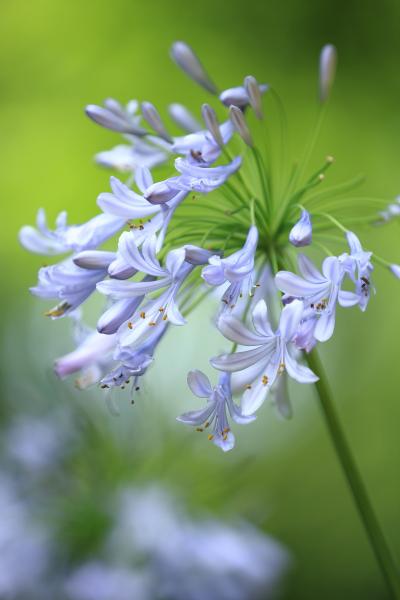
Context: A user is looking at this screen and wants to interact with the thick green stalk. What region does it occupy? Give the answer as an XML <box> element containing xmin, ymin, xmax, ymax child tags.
<box><xmin>306</xmin><ymin>349</ymin><xmax>400</xmax><ymax>599</ymax></box>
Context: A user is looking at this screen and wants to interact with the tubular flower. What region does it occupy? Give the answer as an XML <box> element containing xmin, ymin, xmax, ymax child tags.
<box><xmin>211</xmin><ymin>300</ymin><xmax>318</xmax><ymax>416</ymax></box>
<box><xmin>20</xmin><ymin>41</ymin><xmax>400</xmax><ymax>450</ymax></box>
<box><xmin>177</xmin><ymin>370</ymin><xmax>255</xmax><ymax>451</ymax></box>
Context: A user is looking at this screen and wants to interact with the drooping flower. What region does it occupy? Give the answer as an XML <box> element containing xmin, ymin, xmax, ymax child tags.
<box><xmin>211</xmin><ymin>300</ymin><xmax>318</xmax><ymax>416</ymax></box>
<box><xmin>54</xmin><ymin>329</ymin><xmax>117</xmax><ymax>387</ymax></box>
<box><xmin>275</xmin><ymin>254</ymin><xmax>354</xmax><ymax>342</ymax></box>
<box><xmin>341</xmin><ymin>231</ymin><xmax>374</xmax><ymax>311</ymax></box>
<box><xmin>96</xmin><ymin>234</ymin><xmax>194</xmax><ymax>346</ymax></box>
<box><xmin>202</xmin><ymin>225</ymin><xmax>258</xmax><ymax>310</ymax></box>
<box><xmin>30</xmin><ymin>258</ymin><xmax>108</xmax><ymax>318</ymax></box>
<box><xmin>289</xmin><ymin>210</ymin><xmax>312</xmax><ymax>247</ymax></box>
<box><xmin>177</xmin><ymin>370</ymin><xmax>255</xmax><ymax>451</ymax></box>
<box><xmin>100</xmin><ymin>324</ymin><xmax>167</xmax><ymax>391</ymax></box>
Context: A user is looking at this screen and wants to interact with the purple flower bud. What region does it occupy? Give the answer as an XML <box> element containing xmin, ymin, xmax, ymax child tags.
<box><xmin>168</xmin><ymin>103</ymin><xmax>202</xmax><ymax>133</ymax></box>
<box><xmin>201</xmin><ymin>104</ymin><xmax>223</xmax><ymax>147</ymax></box>
<box><xmin>141</xmin><ymin>101</ymin><xmax>172</xmax><ymax>143</ymax></box>
<box><xmin>229</xmin><ymin>105</ymin><xmax>253</xmax><ymax>147</ymax></box>
<box><xmin>244</xmin><ymin>75</ymin><xmax>263</xmax><ymax>119</ymax></box>
<box><xmin>170</xmin><ymin>41</ymin><xmax>217</xmax><ymax>94</ymax></box>
<box><xmin>289</xmin><ymin>210</ymin><xmax>312</xmax><ymax>247</ymax></box>
<box><xmin>319</xmin><ymin>44</ymin><xmax>337</xmax><ymax>103</ymax></box>
<box><xmin>390</xmin><ymin>264</ymin><xmax>400</xmax><ymax>279</ymax></box>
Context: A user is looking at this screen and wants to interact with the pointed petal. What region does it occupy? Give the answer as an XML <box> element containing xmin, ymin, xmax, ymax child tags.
<box><xmin>217</xmin><ymin>313</ymin><xmax>269</xmax><ymax>346</ymax></box>
<box><xmin>275</xmin><ymin>271</ymin><xmax>328</xmax><ymax>298</ymax></box>
<box><xmin>187</xmin><ymin>370</ymin><xmax>212</xmax><ymax>397</ymax></box>
<box><xmin>297</xmin><ymin>254</ymin><xmax>324</xmax><ymax>282</ymax></box>
<box><xmin>279</xmin><ymin>300</ymin><xmax>304</xmax><ymax>341</ymax></box>
<box><xmin>284</xmin><ymin>347</ymin><xmax>318</xmax><ymax>383</ymax></box>
<box><xmin>211</xmin><ymin>345</ymin><xmax>271</xmax><ymax>372</ymax></box>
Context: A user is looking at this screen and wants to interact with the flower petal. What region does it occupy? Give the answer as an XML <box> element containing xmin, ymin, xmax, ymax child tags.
<box><xmin>187</xmin><ymin>370</ymin><xmax>213</xmax><ymax>397</ymax></box>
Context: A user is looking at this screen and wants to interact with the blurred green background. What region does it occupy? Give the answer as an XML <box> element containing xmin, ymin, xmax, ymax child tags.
<box><xmin>1</xmin><ymin>0</ymin><xmax>400</xmax><ymax>598</ymax></box>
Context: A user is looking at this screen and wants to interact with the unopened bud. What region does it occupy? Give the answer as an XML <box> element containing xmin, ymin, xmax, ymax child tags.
<box><xmin>244</xmin><ymin>75</ymin><xmax>263</xmax><ymax>119</ymax></box>
<box><xmin>390</xmin><ymin>264</ymin><xmax>400</xmax><ymax>279</ymax></box>
<box><xmin>229</xmin><ymin>105</ymin><xmax>253</xmax><ymax>147</ymax></box>
<box><xmin>141</xmin><ymin>102</ymin><xmax>172</xmax><ymax>143</ymax></box>
<box><xmin>289</xmin><ymin>210</ymin><xmax>312</xmax><ymax>247</ymax></box>
<box><xmin>319</xmin><ymin>44</ymin><xmax>337</xmax><ymax>103</ymax></box>
<box><xmin>73</xmin><ymin>251</ymin><xmax>116</xmax><ymax>270</ymax></box>
<box><xmin>85</xmin><ymin>104</ymin><xmax>147</xmax><ymax>136</ymax></box>
<box><xmin>220</xmin><ymin>83</ymin><xmax>268</xmax><ymax>108</ymax></box>
<box><xmin>97</xmin><ymin>297</ymin><xmax>141</xmax><ymax>334</ymax></box>
<box><xmin>201</xmin><ymin>104</ymin><xmax>223</xmax><ymax>147</ymax></box>
<box><xmin>184</xmin><ymin>245</ymin><xmax>217</xmax><ymax>265</ymax></box>
<box><xmin>168</xmin><ymin>103</ymin><xmax>202</xmax><ymax>133</ymax></box>
<box><xmin>170</xmin><ymin>41</ymin><xmax>218</xmax><ymax>94</ymax></box>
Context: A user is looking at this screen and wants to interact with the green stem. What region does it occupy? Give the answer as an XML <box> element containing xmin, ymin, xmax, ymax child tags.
<box><xmin>306</xmin><ymin>349</ymin><xmax>400</xmax><ymax>599</ymax></box>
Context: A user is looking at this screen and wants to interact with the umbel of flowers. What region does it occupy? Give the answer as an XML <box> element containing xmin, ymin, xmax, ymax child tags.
<box><xmin>20</xmin><ymin>41</ymin><xmax>400</xmax><ymax>597</ymax></box>
<box><xmin>20</xmin><ymin>41</ymin><xmax>399</xmax><ymax>451</ymax></box>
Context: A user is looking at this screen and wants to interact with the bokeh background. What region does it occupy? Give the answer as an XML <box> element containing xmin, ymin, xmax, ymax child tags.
<box><xmin>1</xmin><ymin>0</ymin><xmax>400</xmax><ymax>598</ymax></box>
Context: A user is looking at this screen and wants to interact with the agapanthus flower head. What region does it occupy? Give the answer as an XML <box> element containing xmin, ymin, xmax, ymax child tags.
<box><xmin>20</xmin><ymin>40</ymin><xmax>400</xmax><ymax>450</ymax></box>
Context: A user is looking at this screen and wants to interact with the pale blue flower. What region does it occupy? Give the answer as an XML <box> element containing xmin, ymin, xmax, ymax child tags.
<box><xmin>289</xmin><ymin>209</ymin><xmax>312</xmax><ymax>247</ymax></box>
<box><xmin>275</xmin><ymin>254</ymin><xmax>354</xmax><ymax>342</ymax></box>
<box><xmin>19</xmin><ymin>209</ymin><xmax>125</xmax><ymax>255</ymax></box>
<box><xmin>171</xmin><ymin>120</ymin><xmax>234</xmax><ymax>165</ymax></box>
<box><xmin>211</xmin><ymin>300</ymin><xmax>318</xmax><ymax>416</ymax></box>
<box><xmin>341</xmin><ymin>231</ymin><xmax>374</xmax><ymax>311</ymax></box>
<box><xmin>202</xmin><ymin>225</ymin><xmax>258</xmax><ymax>310</ymax></box>
<box><xmin>54</xmin><ymin>329</ymin><xmax>117</xmax><ymax>385</ymax></box>
<box><xmin>31</xmin><ymin>258</ymin><xmax>108</xmax><ymax>318</ymax></box>
<box><xmin>379</xmin><ymin>196</ymin><xmax>400</xmax><ymax>222</ymax></box>
<box><xmin>97</xmin><ymin>175</ymin><xmax>162</xmax><ymax>219</ymax></box>
<box><xmin>95</xmin><ymin>141</ymin><xmax>167</xmax><ymax>173</ymax></box>
<box><xmin>177</xmin><ymin>370</ymin><xmax>255</xmax><ymax>451</ymax></box>
<box><xmin>101</xmin><ymin>325</ymin><xmax>166</xmax><ymax>390</ymax></box>
<box><xmin>97</xmin><ymin>234</ymin><xmax>193</xmax><ymax>346</ymax></box>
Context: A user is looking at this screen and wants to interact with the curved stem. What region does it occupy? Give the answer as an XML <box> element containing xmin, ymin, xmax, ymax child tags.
<box><xmin>306</xmin><ymin>349</ymin><xmax>400</xmax><ymax>599</ymax></box>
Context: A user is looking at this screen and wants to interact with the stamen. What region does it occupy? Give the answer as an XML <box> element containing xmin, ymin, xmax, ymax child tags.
<box><xmin>278</xmin><ymin>363</ymin><xmax>285</xmax><ymax>375</ymax></box>
<box><xmin>196</xmin><ymin>427</ymin><xmax>204</xmax><ymax>432</ymax></box>
<box><xmin>262</xmin><ymin>375</ymin><xmax>269</xmax><ymax>385</ymax></box>
<box><xmin>127</xmin><ymin>321</ymin><xmax>133</xmax><ymax>329</ymax></box>
<box><xmin>208</xmin><ymin>434</ymin><xmax>214</xmax><ymax>441</ymax></box>
<box><xmin>140</xmin><ymin>311</ymin><xmax>146</xmax><ymax>319</ymax></box>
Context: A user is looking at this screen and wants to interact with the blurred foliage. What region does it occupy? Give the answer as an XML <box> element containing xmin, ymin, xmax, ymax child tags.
<box><xmin>1</xmin><ymin>0</ymin><xmax>400</xmax><ymax>598</ymax></box>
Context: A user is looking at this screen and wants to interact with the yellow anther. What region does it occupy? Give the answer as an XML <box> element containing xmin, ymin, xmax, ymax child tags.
<box><xmin>223</xmin><ymin>434</ymin><xmax>228</xmax><ymax>441</ymax></box>
<box><xmin>159</xmin><ymin>307</ymin><xmax>165</xmax><ymax>312</ymax></box>
<box><xmin>127</xmin><ymin>321</ymin><xmax>133</xmax><ymax>329</ymax></box>
<box><xmin>196</xmin><ymin>427</ymin><xmax>204</xmax><ymax>432</ymax></box>
<box><xmin>162</xmin><ymin>315</ymin><xmax>168</xmax><ymax>321</ymax></box>
<box><xmin>204</xmin><ymin>421</ymin><xmax>210</xmax><ymax>428</ymax></box>
<box><xmin>245</xmin><ymin>384</ymin><xmax>252</xmax><ymax>390</ymax></box>
<box><xmin>278</xmin><ymin>363</ymin><xmax>285</xmax><ymax>375</ymax></box>
<box><xmin>44</xmin><ymin>302</ymin><xmax>71</xmax><ymax>318</ymax></box>
<box><xmin>208</xmin><ymin>434</ymin><xmax>214</xmax><ymax>441</ymax></box>
<box><xmin>223</xmin><ymin>427</ymin><xmax>230</xmax><ymax>434</ymax></box>
<box><xmin>140</xmin><ymin>311</ymin><xmax>146</xmax><ymax>319</ymax></box>
<box><xmin>262</xmin><ymin>375</ymin><xmax>269</xmax><ymax>385</ymax></box>
<box><xmin>148</xmin><ymin>321</ymin><xmax>156</xmax><ymax>326</ymax></box>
